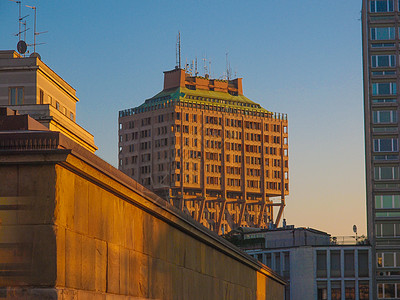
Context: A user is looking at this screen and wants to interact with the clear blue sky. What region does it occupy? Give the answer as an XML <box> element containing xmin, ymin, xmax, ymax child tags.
<box><xmin>1</xmin><ymin>0</ymin><xmax>365</xmax><ymax>237</ymax></box>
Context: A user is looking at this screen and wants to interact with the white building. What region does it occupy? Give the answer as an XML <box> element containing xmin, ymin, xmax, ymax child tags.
<box><xmin>229</xmin><ymin>226</ymin><xmax>372</xmax><ymax>300</ymax></box>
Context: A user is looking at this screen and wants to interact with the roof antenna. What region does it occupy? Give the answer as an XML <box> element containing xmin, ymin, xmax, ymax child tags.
<box><xmin>26</xmin><ymin>5</ymin><xmax>47</xmax><ymax>56</ymax></box>
<box><xmin>202</xmin><ymin>57</ymin><xmax>208</xmax><ymax>77</ymax></box>
<box><xmin>176</xmin><ymin>31</ymin><xmax>181</xmax><ymax>69</ymax></box>
<box><xmin>226</xmin><ymin>52</ymin><xmax>231</xmax><ymax>81</ymax></box>
<box><xmin>10</xmin><ymin>0</ymin><xmax>29</xmax><ymax>55</ymax></box>
<box><xmin>195</xmin><ymin>57</ymin><xmax>198</xmax><ymax>76</ymax></box>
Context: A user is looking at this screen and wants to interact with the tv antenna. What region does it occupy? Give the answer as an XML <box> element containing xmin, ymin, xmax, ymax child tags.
<box><xmin>25</xmin><ymin>5</ymin><xmax>47</xmax><ymax>54</ymax></box>
<box><xmin>195</xmin><ymin>57</ymin><xmax>198</xmax><ymax>76</ymax></box>
<box><xmin>10</xmin><ymin>0</ymin><xmax>29</xmax><ymax>55</ymax></box>
<box><xmin>225</xmin><ymin>52</ymin><xmax>232</xmax><ymax>80</ymax></box>
<box><xmin>176</xmin><ymin>31</ymin><xmax>181</xmax><ymax>69</ymax></box>
<box><xmin>202</xmin><ymin>57</ymin><xmax>208</xmax><ymax>76</ymax></box>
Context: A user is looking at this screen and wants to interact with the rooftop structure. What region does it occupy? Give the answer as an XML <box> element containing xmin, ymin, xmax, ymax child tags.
<box><xmin>119</xmin><ymin>68</ymin><xmax>289</xmax><ymax>234</ymax></box>
<box><xmin>0</xmin><ymin>50</ymin><xmax>97</xmax><ymax>153</ymax></box>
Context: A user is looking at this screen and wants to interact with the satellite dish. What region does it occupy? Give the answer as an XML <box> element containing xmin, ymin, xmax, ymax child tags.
<box><xmin>29</xmin><ymin>52</ymin><xmax>41</xmax><ymax>60</ymax></box>
<box><xmin>17</xmin><ymin>40</ymin><xmax>27</xmax><ymax>54</ymax></box>
<box><xmin>353</xmin><ymin>225</ymin><xmax>357</xmax><ymax>234</ymax></box>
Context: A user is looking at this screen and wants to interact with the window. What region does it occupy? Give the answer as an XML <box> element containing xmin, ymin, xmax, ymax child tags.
<box><xmin>316</xmin><ymin>250</ymin><xmax>327</xmax><ymax>278</ymax></box>
<box><xmin>70</xmin><ymin>112</ymin><xmax>74</xmax><ymax>121</ymax></box>
<box><xmin>373</xmin><ymin>138</ymin><xmax>398</xmax><ymax>152</ymax></box>
<box><xmin>373</xmin><ymin>110</ymin><xmax>397</xmax><ymax>123</ymax></box>
<box><xmin>331</xmin><ymin>281</ymin><xmax>341</xmax><ymax>300</ymax></box>
<box><xmin>378</xmin><ymin>283</ymin><xmax>397</xmax><ymax>299</ymax></box>
<box><xmin>371</xmin><ymin>43</ymin><xmax>395</xmax><ymax>47</ymax></box>
<box><xmin>359</xmin><ymin>281</ymin><xmax>369</xmax><ymax>300</ymax></box>
<box><xmin>370</xmin><ymin>0</ymin><xmax>394</xmax><ymax>12</ymax></box>
<box><xmin>9</xmin><ymin>87</ymin><xmax>24</xmax><ymax>105</ymax></box>
<box><xmin>372</xmin><ymin>82</ymin><xmax>396</xmax><ymax>95</ymax></box>
<box><xmin>56</xmin><ymin>102</ymin><xmax>60</xmax><ymax>110</ymax></box>
<box><xmin>374</xmin><ymin>166</ymin><xmax>399</xmax><ymax>180</ymax></box>
<box><xmin>39</xmin><ymin>89</ymin><xmax>44</xmax><ymax>104</ymax></box>
<box><xmin>371</xmin><ymin>55</ymin><xmax>396</xmax><ymax>67</ymax></box>
<box><xmin>377</xmin><ymin>251</ymin><xmax>400</xmax><ymax>267</ymax></box>
<box><xmin>344</xmin><ymin>251</ymin><xmax>355</xmax><ymax>277</ymax></box>
<box><xmin>330</xmin><ymin>250</ymin><xmax>341</xmax><ymax>277</ymax></box>
<box><xmin>376</xmin><ymin>223</ymin><xmax>400</xmax><ymax>237</ymax></box>
<box><xmin>345</xmin><ymin>281</ymin><xmax>355</xmax><ymax>300</ymax></box>
<box><xmin>375</xmin><ymin>195</ymin><xmax>400</xmax><ymax>209</ymax></box>
<box><xmin>371</xmin><ymin>27</ymin><xmax>395</xmax><ymax>40</ymax></box>
<box><xmin>317</xmin><ymin>282</ymin><xmax>328</xmax><ymax>300</ymax></box>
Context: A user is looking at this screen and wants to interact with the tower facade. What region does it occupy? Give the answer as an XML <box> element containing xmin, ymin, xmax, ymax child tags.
<box><xmin>362</xmin><ymin>1</ymin><xmax>400</xmax><ymax>298</ymax></box>
<box><xmin>119</xmin><ymin>68</ymin><xmax>289</xmax><ymax>234</ymax></box>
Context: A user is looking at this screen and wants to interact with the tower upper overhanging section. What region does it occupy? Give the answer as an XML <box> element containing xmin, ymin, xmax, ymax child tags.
<box><xmin>120</xmin><ymin>68</ymin><xmax>281</xmax><ymax>118</ymax></box>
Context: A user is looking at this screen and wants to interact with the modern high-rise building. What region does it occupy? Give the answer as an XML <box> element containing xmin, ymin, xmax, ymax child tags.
<box><xmin>362</xmin><ymin>1</ymin><xmax>400</xmax><ymax>298</ymax></box>
<box><xmin>118</xmin><ymin>68</ymin><xmax>289</xmax><ymax>234</ymax></box>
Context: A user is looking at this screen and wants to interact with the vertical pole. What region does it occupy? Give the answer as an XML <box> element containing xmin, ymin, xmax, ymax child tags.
<box><xmin>33</xmin><ymin>7</ymin><xmax>36</xmax><ymax>53</ymax></box>
<box><xmin>18</xmin><ymin>1</ymin><xmax>21</xmax><ymax>41</ymax></box>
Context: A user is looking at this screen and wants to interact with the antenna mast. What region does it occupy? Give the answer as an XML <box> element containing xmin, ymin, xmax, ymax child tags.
<box><xmin>177</xmin><ymin>31</ymin><xmax>181</xmax><ymax>69</ymax></box>
<box><xmin>26</xmin><ymin>5</ymin><xmax>47</xmax><ymax>54</ymax></box>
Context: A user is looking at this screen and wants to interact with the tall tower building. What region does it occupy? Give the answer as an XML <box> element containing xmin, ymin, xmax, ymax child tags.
<box><xmin>362</xmin><ymin>1</ymin><xmax>400</xmax><ymax>298</ymax></box>
<box><xmin>119</xmin><ymin>68</ymin><xmax>289</xmax><ymax>234</ymax></box>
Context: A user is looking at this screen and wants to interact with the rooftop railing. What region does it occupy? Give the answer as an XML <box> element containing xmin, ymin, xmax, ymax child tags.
<box><xmin>330</xmin><ymin>235</ymin><xmax>370</xmax><ymax>246</ymax></box>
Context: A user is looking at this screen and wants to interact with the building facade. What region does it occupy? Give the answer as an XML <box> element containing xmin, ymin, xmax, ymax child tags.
<box><xmin>361</xmin><ymin>1</ymin><xmax>400</xmax><ymax>298</ymax></box>
<box><xmin>119</xmin><ymin>68</ymin><xmax>289</xmax><ymax>234</ymax></box>
<box><xmin>232</xmin><ymin>227</ymin><xmax>372</xmax><ymax>300</ymax></box>
<box><xmin>0</xmin><ymin>50</ymin><xmax>97</xmax><ymax>153</ymax></box>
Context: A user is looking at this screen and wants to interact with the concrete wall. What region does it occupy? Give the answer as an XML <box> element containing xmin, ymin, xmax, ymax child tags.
<box><xmin>290</xmin><ymin>247</ymin><xmax>315</xmax><ymax>300</ymax></box>
<box><xmin>0</xmin><ymin>145</ymin><xmax>285</xmax><ymax>299</ymax></box>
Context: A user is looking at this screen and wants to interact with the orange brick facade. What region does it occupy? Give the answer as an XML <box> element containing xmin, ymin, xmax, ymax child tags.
<box><xmin>119</xmin><ymin>69</ymin><xmax>289</xmax><ymax>234</ymax></box>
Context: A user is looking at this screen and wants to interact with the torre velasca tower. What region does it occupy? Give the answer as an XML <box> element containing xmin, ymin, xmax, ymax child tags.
<box><xmin>362</xmin><ymin>0</ymin><xmax>400</xmax><ymax>298</ymax></box>
<box><xmin>118</xmin><ymin>68</ymin><xmax>289</xmax><ymax>234</ymax></box>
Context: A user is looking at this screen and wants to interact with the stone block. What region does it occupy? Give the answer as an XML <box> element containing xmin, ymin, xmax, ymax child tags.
<box><xmin>55</xmin><ymin>166</ymin><xmax>75</xmax><ymax>229</ymax></box>
<box><xmin>17</xmin><ymin>165</ymin><xmax>56</xmax><ymax>225</ymax></box>
<box><xmin>81</xmin><ymin>235</ymin><xmax>96</xmax><ymax>291</ymax></box>
<box><xmin>142</xmin><ymin>212</ymin><xmax>152</xmax><ymax>256</ymax></box>
<box><xmin>73</xmin><ymin>176</ymin><xmax>88</xmax><ymax>235</ymax></box>
<box><xmin>113</xmin><ymin>198</ymin><xmax>124</xmax><ymax>246</ymax></box>
<box><xmin>95</xmin><ymin>239</ymin><xmax>107</xmax><ymax>292</ymax></box>
<box><xmin>119</xmin><ymin>246</ymin><xmax>129</xmax><ymax>295</ymax></box>
<box><xmin>107</xmin><ymin>243</ymin><xmax>120</xmax><ymax>294</ymax></box>
<box><xmin>128</xmin><ymin>250</ymin><xmax>148</xmax><ymax>298</ymax></box>
<box><xmin>132</xmin><ymin>208</ymin><xmax>143</xmax><ymax>254</ymax></box>
<box><xmin>30</xmin><ymin>225</ymin><xmax>57</xmax><ymax>286</ymax></box>
<box><xmin>0</xmin><ymin>165</ymin><xmax>18</xmax><ymax>196</ymax></box>
<box><xmin>102</xmin><ymin>196</ymin><xmax>114</xmax><ymax>244</ymax></box>
<box><xmin>123</xmin><ymin>204</ymin><xmax>134</xmax><ymax>250</ymax></box>
<box><xmin>65</xmin><ymin>229</ymin><xmax>82</xmax><ymax>289</ymax></box>
<box><xmin>88</xmin><ymin>184</ymin><xmax>103</xmax><ymax>240</ymax></box>
<box><xmin>55</xmin><ymin>226</ymin><xmax>66</xmax><ymax>287</ymax></box>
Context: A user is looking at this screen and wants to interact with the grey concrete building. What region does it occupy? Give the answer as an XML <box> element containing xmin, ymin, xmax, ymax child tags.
<box><xmin>361</xmin><ymin>1</ymin><xmax>400</xmax><ymax>298</ymax></box>
<box><xmin>228</xmin><ymin>226</ymin><xmax>372</xmax><ymax>300</ymax></box>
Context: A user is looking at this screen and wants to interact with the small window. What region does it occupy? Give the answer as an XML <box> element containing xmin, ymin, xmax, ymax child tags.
<box><xmin>70</xmin><ymin>112</ymin><xmax>74</xmax><ymax>121</ymax></box>
<box><xmin>39</xmin><ymin>89</ymin><xmax>44</xmax><ymax>104</ymax></box>
<box><xmin>56</xmin><ymin>102</ymin><xmax>60</xmax><ymax>110</ymax></box>
<box><xmin>9</xmin><ymin>87</ymin><xmax>24</xmax><ymax>105</ymax></box>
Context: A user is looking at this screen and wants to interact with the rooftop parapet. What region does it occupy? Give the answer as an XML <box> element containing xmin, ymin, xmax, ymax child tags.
<box><xmin>163</xmin><ymin>68</ymin><xmax>243</xmax><ymax>95</ymax></box>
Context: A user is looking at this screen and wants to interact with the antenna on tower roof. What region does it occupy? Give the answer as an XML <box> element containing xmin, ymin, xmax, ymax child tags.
<box><xmin>195</xmin><ymin>57</ymin><xmax>198</xmax><ymax>76</ymax></box>
<box><xmin>226</xmin><ymin>52</ymin><xmax>231</xmax><ymax>81</ymax></box>
<box><xmin>202</xmin><ymin>57</ymin><xmax>208</xmax><ymax>77</ymax></box>
<box><xmin>176</xmin><ymin>31</ymin><xmax>181</xmax><ymax>69</ymax></box>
